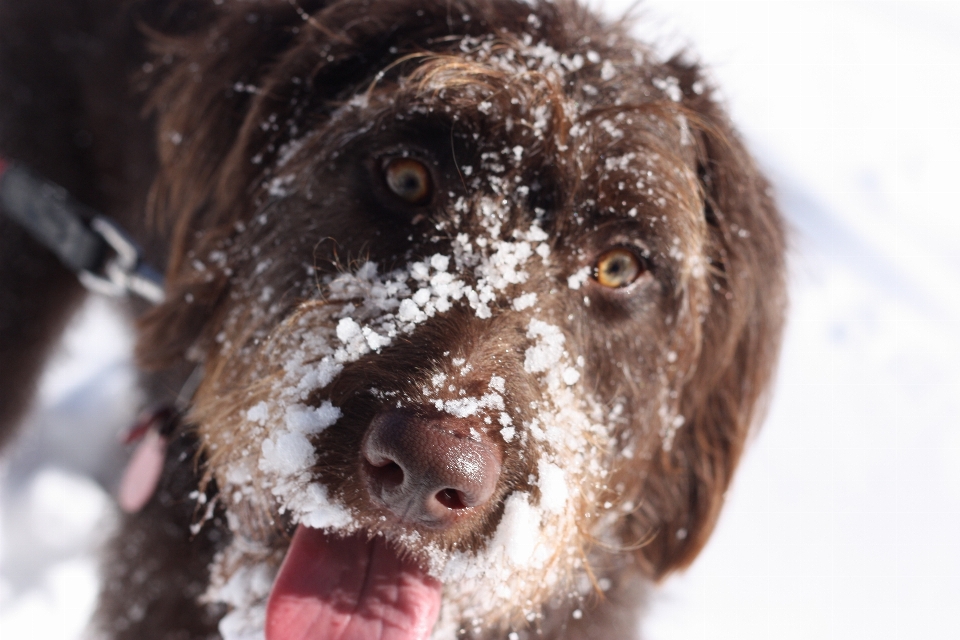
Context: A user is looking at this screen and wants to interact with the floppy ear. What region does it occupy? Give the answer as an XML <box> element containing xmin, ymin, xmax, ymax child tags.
<box><xmin>630</xmin><ymin>58</ymin><xmax>788</xmax><ymax>579</ymax></box>
<box><xmin>137</xmin><ymin>1</ymin><xmax>310</xmax><ymax>370</ymax></box>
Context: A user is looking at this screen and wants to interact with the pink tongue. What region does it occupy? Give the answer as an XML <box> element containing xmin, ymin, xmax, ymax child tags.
<box><xmin>266</xmin><ymin>526</ymin><xmax>442</xmax><ymax>640</ymax></box>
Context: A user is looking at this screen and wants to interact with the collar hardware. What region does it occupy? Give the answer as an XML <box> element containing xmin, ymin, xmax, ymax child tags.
<box><xmin>0</xmin><ymin>158</ymin><xmax>164</xmax><ymax>304</ymax></box>
<box><xmin>78</xmin><ymin>216</ymin><xmax>165</xmax><ymax>304</ymax></box>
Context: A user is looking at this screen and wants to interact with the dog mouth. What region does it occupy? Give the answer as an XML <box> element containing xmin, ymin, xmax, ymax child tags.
<box><xmin>266</xmin><ymin>526</ymin><xmax>443</xmax><ymax>640</ymax></box>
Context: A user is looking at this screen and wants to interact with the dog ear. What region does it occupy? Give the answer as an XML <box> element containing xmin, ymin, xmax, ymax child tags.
<box><xmin>137</xmin><ymin>1</ymin><xmax>311</xmax><ymax>369</ymax></box>
<box><xmin>628</xmin><ymin>58</ymin><xmax>787</xmax><ymax>579</ymax></box>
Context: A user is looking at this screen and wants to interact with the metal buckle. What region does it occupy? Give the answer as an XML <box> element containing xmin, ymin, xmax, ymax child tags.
<box><xmin>78</xmin><ymin>216</ymin><xmax>165</xmax><ymax>304</ymax></box>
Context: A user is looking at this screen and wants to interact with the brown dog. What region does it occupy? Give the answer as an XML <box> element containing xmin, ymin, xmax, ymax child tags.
<box><xmin>0</xmin><ymin>1</ymin><xmax>786</xmax><ymax>638</ymax></box>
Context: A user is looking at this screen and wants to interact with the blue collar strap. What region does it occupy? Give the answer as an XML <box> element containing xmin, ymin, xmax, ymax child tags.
<box><xmin>0</xmin><ymin>158</ymin><xmax>164</xmax><ymax>304</ymax></box>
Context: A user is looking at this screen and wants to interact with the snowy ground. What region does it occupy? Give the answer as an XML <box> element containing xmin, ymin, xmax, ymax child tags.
<box><xmin>2</xmin><ymin>1</ymin><xmax>958</xmax><ymax>638</ymax></box>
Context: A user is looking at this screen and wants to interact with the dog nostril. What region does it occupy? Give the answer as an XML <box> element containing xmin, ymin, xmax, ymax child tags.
<box><xmin>435</xmin><ymin>488</ymin><xmax>467</xmax><ymax>510</ymax></box>
<box><xmin>366</xmin><ymin>459</ymin><xmax>404</xmax><ymax>490</ymax></box>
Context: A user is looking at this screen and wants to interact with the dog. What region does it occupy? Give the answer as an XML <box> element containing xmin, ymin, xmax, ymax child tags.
<box><xmin>0</xmin><ymin>0</ymin><xmax>787</xmax><ymax>638</ymax></box>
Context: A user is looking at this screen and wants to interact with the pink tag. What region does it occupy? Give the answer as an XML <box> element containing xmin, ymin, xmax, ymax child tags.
<box><xmin>117</xmin><ymin>429</ymin><xmax>168</xmax><ymax>513</ymax></box>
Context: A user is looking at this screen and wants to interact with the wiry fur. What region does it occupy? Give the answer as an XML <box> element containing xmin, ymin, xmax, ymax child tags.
<box><xmin>0</xmin><ymin>1</ymin><xmax>786</xmax><ymax>638</ymax></box>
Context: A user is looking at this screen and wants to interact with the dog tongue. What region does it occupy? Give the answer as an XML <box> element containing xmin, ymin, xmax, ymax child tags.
<box><xmin>266</xmin><ymin>526</ymin><xmax>442</xmax><ymax>640</ymax></box>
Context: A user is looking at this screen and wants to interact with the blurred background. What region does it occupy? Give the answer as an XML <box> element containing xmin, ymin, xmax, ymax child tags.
<box><xmin>2</xmin><ymin>2</ymin><xmax>958</xmax><ymax>638</ymax></box>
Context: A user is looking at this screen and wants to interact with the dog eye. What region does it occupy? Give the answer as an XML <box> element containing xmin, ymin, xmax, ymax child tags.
<box><xmin>593</xmin><ymin>247</ymin><xmax>646</xmax><ymax>288</ymax></box>
<box><xmin>383</xmin><ymin>158</ymin><xmax>433</xmax><ymax>205</ymax></box>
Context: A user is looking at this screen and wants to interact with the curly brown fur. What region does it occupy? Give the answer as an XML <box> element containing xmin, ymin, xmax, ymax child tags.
<box><xmin>0</xmin><ymin>1</ymin><xmax>786</xmax><ymax>639</ymax></box>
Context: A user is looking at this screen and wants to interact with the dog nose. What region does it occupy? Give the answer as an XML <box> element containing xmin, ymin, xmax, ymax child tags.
<box><xmin>362</xmin><ymin>408</ymin><xmax>502</xmax><ymax>528</ymax></box>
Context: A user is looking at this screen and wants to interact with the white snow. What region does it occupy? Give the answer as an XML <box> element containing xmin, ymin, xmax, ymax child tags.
<box><xmin>621</xmin><ymin>2</ymin><xmax>960</xmax><ymax>640</ymax></box>
<box><xmin>536</xmin><ymin>461</ymin><xmax>569</xmax><ymax>515</ymax></box>
<box><xmin>512</xmin><ymin>292</ymin><xmax>537</xmax><ymax>311</ymax></box>
<box><xmin>209</xmin><ymin>562</ymin><xmax>273</xmax><ymax>640</ymax></box>
<box><xmin>487</xmin><ymin>492</ymin><xmax>542</xmax><ymax>568</ymax></box>
<box><xmin>0</xmin><ymin>298</ymin><xmax>132</xmax><ymax>640</ymax></box>
<box><xmin>566</xmin><ymin>266</ymin><xmax>591</xmax><ymax>290</ymax></box>
<box><xmin>523</xmin><ymin>319</ymin><xmax>567</xmax><ymax>373</ymax></box>
<box><xmin>561</xmin><ymin>367</ymin><xmax>580</xmax><ymax>386</ymax></box>
<box><xmin>259</xmin><ymin>430</ymin><xmax>318</xmax><ymax>476</ymax></box>
<box><xmin>2</xmin><ymin>2</ymin><xmax>959</xmax><ymax>639</ymax></box>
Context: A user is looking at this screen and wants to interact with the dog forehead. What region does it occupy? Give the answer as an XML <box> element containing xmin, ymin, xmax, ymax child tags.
<box><xmin>288</xmin><ymin>55</ymin><xmax>701</xmax><ymax>236</ymax></box>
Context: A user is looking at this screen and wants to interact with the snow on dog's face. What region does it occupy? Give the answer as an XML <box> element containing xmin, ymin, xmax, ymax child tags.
<box><xmin>139</xmin><ymin>1</ymin><xmax>786</xmax><ymax>639</ymax></box>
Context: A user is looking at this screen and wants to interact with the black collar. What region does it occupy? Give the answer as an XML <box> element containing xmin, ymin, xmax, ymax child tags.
<box><xmin>0</xmin><ymin>158</ymin><xmax>164</xmax><ymax>303</ymax></box>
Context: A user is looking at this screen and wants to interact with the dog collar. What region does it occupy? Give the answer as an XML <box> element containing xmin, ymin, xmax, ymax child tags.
<box><xmin>0</xmin><ymin>157</ymin><xmax>165</xmax><ymax>303</ymax></box>
<box><xmin>117</xmin><ymin>365</ymin><xmax>204</xmax><ymax>513</ymax></box>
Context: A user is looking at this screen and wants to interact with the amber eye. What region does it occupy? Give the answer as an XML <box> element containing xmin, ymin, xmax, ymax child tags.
<box><xmin>383</xmin><ymin>157</ymin><xmax>433</xmax><ymax>205</ymax></box>
<box><xmin>593</xmin><ymin>247</ymin><xmax>646</xmax><ymax>288</ymax></box>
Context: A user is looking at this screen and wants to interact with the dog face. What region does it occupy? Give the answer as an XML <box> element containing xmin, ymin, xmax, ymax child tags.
<box><xmin>137</xmin><ymin>1</ymin><xmax>786</xmax><ymax>637</ymax></box>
